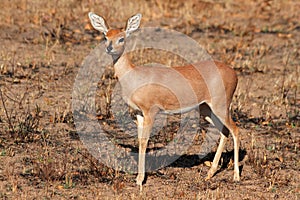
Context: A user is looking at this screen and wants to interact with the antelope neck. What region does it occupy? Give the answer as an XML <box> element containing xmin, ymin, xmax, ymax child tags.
<box><xmin>112</xmin><ymin>54</ymin><xmax>121</xmax><ymax>64</ymax></box>
<box><xmin>112</xmin><ymin>53</ymin><xmax>134</xmax><ymax>78</ymax></box>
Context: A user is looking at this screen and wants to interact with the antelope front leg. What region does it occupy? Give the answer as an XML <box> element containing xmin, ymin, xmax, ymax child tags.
<box><xmin>136</xmin><ymin>114</ymin><xmax>151</xmax><ymax>191</ymax></box>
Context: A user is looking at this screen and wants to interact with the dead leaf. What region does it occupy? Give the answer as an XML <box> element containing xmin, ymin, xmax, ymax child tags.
<box><xmin>262</xmin><ymin>121</ymin><xmax>270</xmax><ymax>126</ymax></box>
<box><xmin>84</xmin><ymin>23</ymin><xmax>93</xmax><ymax>31</ymax></box>
<box><xmin>57</xmin><ymin>185</ymin><xmax>64</xmax><ymax>190</ymax></box>
<box><xmin>227</xmin><ymin>159</ymin><xmax>234</xmax><ymax>169</ymax></box>
<box><xmin>204</xmin><ymin>161</ymin><xmax>212</xmax><ymax>167</ymax></box>
<box><xmin>74</xmin><ymin>29</ymin><xmax>81</xmax><ymax>34</ymax></box>
<box><xmin>278</xmin><ymin>33</ymin><xmax>292</xmax><ymax>39</ymax></box>
<box><xmin>263</xmin><ymin>153</ymin><xmax>267</xmax><ymax>165</ymax></box>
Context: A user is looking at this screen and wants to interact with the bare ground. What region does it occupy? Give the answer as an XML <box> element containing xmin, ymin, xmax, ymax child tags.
<box><xmin>0</xmin><ymin>0</ymin><xmax>299</xmax><ymax>199</ymax></box>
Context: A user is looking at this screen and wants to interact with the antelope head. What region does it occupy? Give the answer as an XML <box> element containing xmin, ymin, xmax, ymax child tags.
<box><xmin>88</xmin><ymin>12</ymin><xmax>142</xmax><ymax>61</ymax></box>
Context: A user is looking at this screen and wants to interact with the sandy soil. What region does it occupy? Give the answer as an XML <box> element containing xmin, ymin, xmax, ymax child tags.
<box><xmin>0</xmin><ymin>0</ymin><xmax>299</xmax><ymax>199</ymax></box>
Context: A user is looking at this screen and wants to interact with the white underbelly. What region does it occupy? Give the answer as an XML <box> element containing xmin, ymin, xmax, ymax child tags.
<box><xmin>124</xmin><ymin>96</ymin><xmax>204</xmax><ymax>115</ymax></box>
<box><xmin>161</xmin><ymin>104</ymin><xmax>201</xmax><ymax>114</ymax></box>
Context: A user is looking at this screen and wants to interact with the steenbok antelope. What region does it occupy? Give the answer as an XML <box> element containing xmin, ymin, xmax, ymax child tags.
<box><xmin>88</xmin><ymin>12</ymin><xmax>240</xmax><ymax>190</ymax></box>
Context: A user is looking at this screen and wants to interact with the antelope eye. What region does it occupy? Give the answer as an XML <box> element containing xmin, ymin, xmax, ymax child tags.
<box><xmin>118</xmin><ymin>37</ymin><xmax>124</xmax><ymax>43</ymax></box>
<box><xmin>103</xmin><ymin>37</ymin><xmax>107</xmax><ymax>42</ymax></box>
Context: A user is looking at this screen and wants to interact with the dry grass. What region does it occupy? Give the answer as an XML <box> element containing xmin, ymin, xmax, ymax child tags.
<box><xmin>0</xmin><ymin>0</ymin><xmax>299</xmax><ymax>199</ymax></box>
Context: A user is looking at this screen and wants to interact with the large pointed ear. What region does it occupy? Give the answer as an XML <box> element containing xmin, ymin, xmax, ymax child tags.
<box><xmin>88</xmin><ymin>12</ymin><xmax>109</xmax><ymax>35</ymax></box>
<box><xmin>125</xmin><ymin>13</ymin><xmax>142</xmax><ymax>36</ymax></box>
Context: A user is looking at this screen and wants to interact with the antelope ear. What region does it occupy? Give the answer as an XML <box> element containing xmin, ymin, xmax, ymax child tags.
<box><xmin>88</xmin><ymin>12</ymin><xmax>109</xmax><ymax>35</ymax></box>
<box><xmin>125</xmin><ymin>13</ymin><xmax>142</xmax><ymax>36</ymax></box>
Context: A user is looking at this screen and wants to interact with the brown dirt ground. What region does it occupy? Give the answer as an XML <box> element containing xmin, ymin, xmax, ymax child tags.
<box><xmin>0</xmin><ymin>0</ymin><xmax>299</xmax><ymax>199</ymax></box>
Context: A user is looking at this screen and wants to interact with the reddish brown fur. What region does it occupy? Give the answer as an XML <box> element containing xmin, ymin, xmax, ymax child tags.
<box><xmin>106</xmin><ymin>29</ymin><xmax>123</xmax><ymax>37</ymax></box>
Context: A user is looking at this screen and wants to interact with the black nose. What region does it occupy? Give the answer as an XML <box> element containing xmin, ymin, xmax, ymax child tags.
<box><xmin>106</xmin><ymin>41</ymin><xmax>113</xmax><ymax>52</ymax></box>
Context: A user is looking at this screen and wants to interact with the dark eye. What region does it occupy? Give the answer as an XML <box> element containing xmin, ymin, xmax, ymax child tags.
<box><xmin>103</xmin><ymin>37</ymin><xmax>107</xmax><ymax>41</ymax></box>
<box><xmin>118</xmin><ymin>37</ymin><xmax>124</xmax><ymax>43</ymax></box>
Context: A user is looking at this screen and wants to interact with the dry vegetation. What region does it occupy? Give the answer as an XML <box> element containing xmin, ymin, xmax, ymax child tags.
<box><xmin>0</xmin><ymin>0</ymin><xmax>299</xmax><ymax>199</ymax></box>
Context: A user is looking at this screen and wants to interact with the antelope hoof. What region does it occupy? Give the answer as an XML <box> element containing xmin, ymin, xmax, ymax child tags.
<box><xmin>205</xmin><ymin>167</ymin><xmax>217</xmax><ymax>181</ymax></box>
<box><xmin>205</xmin><ymin>173</ymin><xmax>212</xmax><ymax>181</ymax></box>
<box><xmin>234</xmin><ymin>173</ymin><xmax>240</xmax><ymax>182</ymax></box>
<box><xmin>136</xmin><ymin>174</ymin><xmax>144</xmax><ymax>188</ymax></box>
